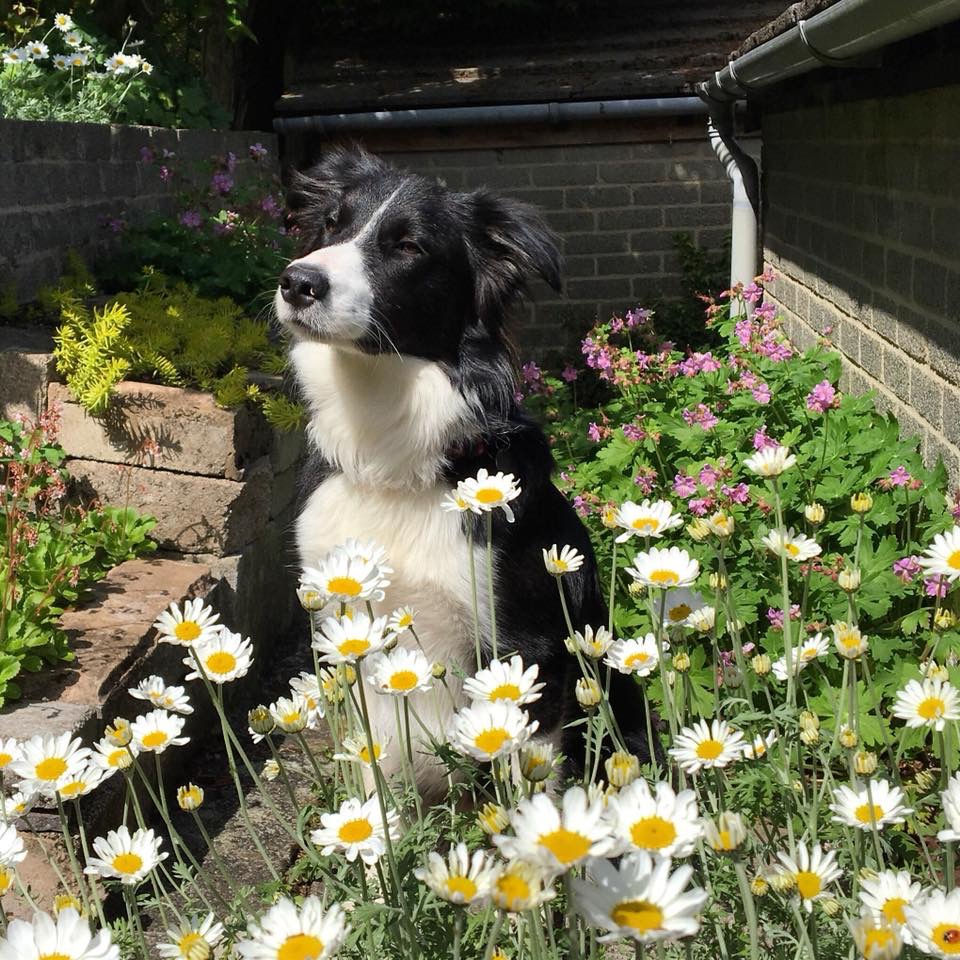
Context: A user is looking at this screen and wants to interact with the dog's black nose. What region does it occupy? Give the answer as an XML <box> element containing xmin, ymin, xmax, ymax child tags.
<box><xmin>279</xmin><ymin>265</ymin><xmax>330</xmax><ymax>308</ymax></box>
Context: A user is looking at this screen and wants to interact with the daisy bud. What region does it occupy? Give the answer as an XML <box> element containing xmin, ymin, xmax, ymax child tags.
<box><xmin>819</xmin><ymin>896</ymin><xmax>842</xmax><ymax>917</ymax></box>
<box><xmin>838</xmin><ymin>568</ymin><xmax>861</xmax><ymax>592</ymax></box>
<box><xmin>722</xmin><ymin>665</ymin><xmax>743</xmax><ymax>689</ymax></box>
<box><xmin>338</xmin><ymin>664</ymin><xmax>357</xmax><ymax>686</ymax></box>
<box><xmin>799</xmin><ymin>710</ymin><xmax>820</xmax><ymax>732</ymax></box>
<box><xmin>627</xmin><ymin>580</ymin><xmax>645</xmax><ymax>597</ymax></box>
<box><xmin>687</xmin><ymin>519</ymin><xmax>711</xmax><ymax>542</ymax></box>
<box><xmin>839</xmin><ymin>726</ymin><xmax>859</xmax><ymax>748</ymax></box>
<box><xmin>492</xmin><ymin>951</ymin><xmax>510</xmax><ymax>960</ymax></box>
<box><xmin>704</xmin><ymin>811</ymin><xmax>748</xmax><ymax>853</ymax></box>
<box><xmin>478</xmin><ymin>802</ymin><xmax>509</xmax><ymax>835</ymax></box>
<box><xmin>105</xmin><ymin>717</ymin><xmax>132</xmax><ymax>746</ymax></box>
<box><xmin>792</xmin><ymin>779</ymin><xmax>805</xmax><ymax>793</ymax></box>
<box><xmin>673</xmin><ymin>651</ymin><xmax>691</xmax><ymax>673</ymax></box>
<box><xmin>601</xmin><ymin>505</ymin><xmax>618</xmax><ymax>529</ymax></box>
<box><xmin>563</xmin><ymin>634</ymin><xmax>577</xmax><ymax>654</ymax></box>
<box><xmin>687</xmin><ymin>606</ymin><xmax>716</xmax><ymax>633</ymax></box>
<box><xmin>520</xmin><ymin>743</ymin><xmax>555</xmax><ymax>783</ymax></box>
<box><xmin>854</xmin><ymin>750</ymin><xmax>878</xmax><ymax>775</ymax></box>
<box><xmin>297</xmin><ymin>586</ymin><xmax>326</xmax><ymax>611</ymax></box>
<box><xmin>431</xmin><ymin>662</ymin><xmax>447</xmax><ymax>679</ymax></box>
<box><xmin>384</xmin><ymin>633</ymin><xmax>399</xmax><ymax>651</ymax></box>
<box><xmin>851</xmin><ymin>491</ymin><xmax>873</xmax><ymax>513</ymax></box>
<box><xmin>53</xmin><ymin>893</ymin><xmax>83</xmax><ymax>916</ymax></box>
<box><xmin>750</xmin><ymin>875</ymin><xmax>769</xmax><ymax>897</ymax></box>
<box><xmin>799</xmin><ymin>727</ymin><xmax>820</xmax><ymax>746</ymax></box>
<box><xmin>604</xmin><ymin>751</ymin><xmax>640</xmax><ymax>787</ymax></box>
<box><xmin>751</xmin><ymin>653</ymin><xmax>772</xmax><ymax>676</ymax></box>
<box><xmin>858</xmin><ymin>867</ymin><xmax>878</xmax><ymax>883</ymax></box>
<box><xmin>804</xmin><ymin>502</ymin><xmax>826</xmax><ymax>525</ymax></box>
<box><xmin>708</xmin><ymin>572</ymin><xmax>727</xmax><ymax>590</ymax></box>
<box><xmin>770</xmin><ymin>870</ymin><xmax>796</xmax><ymax>893</ymax></box>
<box><xmin>575</xmin><ymin>676</ymin><xmax>602</xmax><ymax>710</ymax></box>
<box><xmin>666</xmin><ymin>670</ymin><xmax>676</xmax><ymax>687</ymax></box>
<box><xmin>177</xmin><ymin>783</ymin><xmax>204</xmax><ymax>811</ymax></box>
<box><xmin>935</xmin><ymin>609</ymin><xmax>957</xmax><ymax>631</ymax></box>
<box><xmin>248</xmin><ymin>706</ymin><xmax>275</xmax><ymax>736</ymax></box>
<box><xmin>707</xmin><ymin>511</ymin><xmax>735</xmax><ymax>538</ymax></box>
<box><xmin>914</xmin><ymin>769</ymin><xmax>938</xmax><ymax>793</ymax></box>
<box><xmin>263</xmin><ymin>759</ymin><xmax>280</xmax><ymax>781</ymax></box>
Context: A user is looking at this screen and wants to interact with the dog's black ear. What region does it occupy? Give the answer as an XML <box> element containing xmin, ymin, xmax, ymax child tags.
<box><xmin>463</xmin><ymin>189</ymin><xmax>562</xmax><ymax>328</ymax></box>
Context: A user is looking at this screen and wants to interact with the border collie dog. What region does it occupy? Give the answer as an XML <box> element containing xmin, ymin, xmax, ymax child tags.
<box><xmin>276</xmin><ymin>147</ymin><xmax>646</xmax><ymax>793</ymax></box>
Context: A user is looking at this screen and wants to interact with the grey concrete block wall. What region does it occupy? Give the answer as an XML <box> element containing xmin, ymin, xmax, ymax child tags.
<box><xmin>762</xmin><ymin>83</ymin><xmax>960</xmax><ymax>482</ymax></box>
<box><xmin>0</xmin><ymin>120</ymin><xmax>278</xmax><ymax>302</ymax></box>
<box><xmin>379</xmin><ymin>137</ymin><xmax>755</xmax><ymax>360</ymax></box>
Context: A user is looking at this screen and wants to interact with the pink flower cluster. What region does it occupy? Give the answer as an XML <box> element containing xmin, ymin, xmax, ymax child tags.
<box><xmin>892</xmin><ymin>556</ymin><xmax>920</xmax><ymax>583</ymax></box>
<box><xmin>753</xmin><ymin>425</ymin><xmax>779</xmax><ymax>451</ymax></box>
<box><xmin>877</xmin><ymin>466</ymin><xmax>922</xmax><ymax>491</ymax></box>
<box><xmin>806</xmin><ymin>380</ymin><xmax>837</xmax><ymax>414</ymax></box>
<box><xmin>682</xmin><ymin>404</ymin><xmax>719</xmax><ymax>431</ymax></box>
<box><xmin>767</xmin><ymin>604</ymin><xmax>801</xmax><ymax>629</ymax></box>
<box><xmin>678</xmin><ymin>352</ymin><xmax>723</xmax><ymax>377</ymax></box>
<box><xmin>633</xmin><ymin>466</ymin><xmax>658</xmax><ymax>494</ymax></box>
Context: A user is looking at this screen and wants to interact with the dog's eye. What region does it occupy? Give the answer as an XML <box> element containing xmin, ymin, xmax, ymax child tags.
<box><xmin>395</xmin><ymin>238</ymin><xmax>423</xmax><ymax>257</ymax></box>
<box><xmin>322</xmin><ymin>214</ymin><xmax>338</xmax><ymax>233</ymax></box>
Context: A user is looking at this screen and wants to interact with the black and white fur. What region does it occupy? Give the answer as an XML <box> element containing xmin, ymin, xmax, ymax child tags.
<box><xmin>276</xmin><ymin>147</ymin><xmax>647</xmax><ymax>793</ymax></box>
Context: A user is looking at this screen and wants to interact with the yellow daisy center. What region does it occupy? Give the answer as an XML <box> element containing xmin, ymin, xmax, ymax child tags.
<box><xmin>389</xmin><ymin>670</ymin><xmax>419</xmax><ymax>691</ymax></box>
<box><xmin>142</xmin><ymin>731</ymin><xmax>169</xmax><ymax>749</ymax></box>
<box><xmin>538</xmin><ymin>828</ymin><xmax>591</xmax><ymax>865</ymax></box>
<box><xmin>855</xmin><ymin>803</ymin><xmax>885</xmax><ymax>824</ymax></box>
<box><xmin>934</xmin><ymin>924</ymin><xmax>960</xmax><ymax>954</ymax></box>
<box><xmin>795</xmin><ymin>871</ymin><xmax>822</xmax><ymax>899</ymax></box>
<box><xmin>38</xmin><ymin>954</ymin><xmax>72</xmax><ymax>960</ymax></box>
<box><xmin>338</xmin><ymin>818</ymin><xmax>373</xmax><ymax>843</ymax></box>
<box><xmin>475</xmin><ymin>487</ymin><xmax>503</xmax><ymax>504</ymax></box>
<box><xmin>206</xmin><ymin>651</ymin><xmax>237</xmax><ymax>675</ymax></box>
<box><xmin>113</xmin><ymin>852</ymin><xmax>144</xmax><ymax>875</ymax></box>
<box><xmin>281</xmin><ymin>711</ymin><xmax>302</xmax><ymax>725</ymax></box>
<box><xmin>181</xmin><ymin>788</ymin><xmax>203</xmax><ymax>806</ymax></box>
<box><xmin>918</xmin><ymin>697</ymin><xmax>946</xmax><ymax>721</ymax></box>
<box><xmin>495</xmin><ymin>872</ymin><xmax>531</xmax><ymax>907</ymax></box>
<box><xmin>475</xmin><ymin>728</ymin><xmax>510</xmax><ymax>755</ymax></box>
<box><xmin>489</xmin><ymin>683</ymin><xmax>522</xmax><ymax>701</ymax></box>
<box><xmin>445</xmin><ymin>876</ymin><xmax>478</xmax><ymax>900</ymax></box>
<box><xmin>863</xmin><ymin>928</ymin><xmax>895</xmax><ymax>955</ymax></box>
<box><xmin>632</xmin><ymin>517</ymin><xmax>659</xmax><ymax>532</ymax></box>
<box><xmin>786</xmin><ymin>543</ymin><xmax>800</xmax><ymax>557</ymax></box>
<box><xmin>398</xmin><ymin>613</ymin><xmax>413</xmax><ymax>627</ymax></box>
<box><xmin>0</xmin><ymin>752</ymin><xmax>12</xmax><ymax>767</ymax></box>
<box><xmin>358</xmin><ymin>744</ymin><xmax>381</xmax><ymax>763</ymax></box>
<box><xmin>715</xmin><ymin>830</ymin><xmax>734</xmax><ymax>850</ymax></box>
<box><xmin>178</xmin><ymin>932</ymin><xmax>205</xmax><ymax>953</ymax></box>
<box><xmin>36</xmin><ymin>757</ymin><xmax>68</xmax><ymax>780</ymax></box>
<box><xmin>630</xmin><ymin>816</ymin><xmax>678</xmax><ymax>850</ymax></box>
<box><xmin>278</xmin><ymin>934</ymin><xmax>325</xmax><ymax>960</ymax></box>
<box><xmin>649</xmin><ymin>569</ymin><xmax>680</xmax><ymax>586</ymax></box>
<box><xmin>882</xmin><ymin>897</ymin><xmax>907</xmax><ymax>924</ymax></box>
<box><xmin>553</xmin><ymin>559</ymin><xmax>569</xmax><ymax>572</ymax></box>
<box><xmin>752</xmin><ymin>742</ymin><xmax>767</xmax><ymax>757</ymax></box>
<box><xmin>0</xmin><ymin>867</ymin><xmax>12</xmax><ymax>894</ymax></box>
<box><xmin>338</xmin><ymin>639</ymin><xmax>370</xmax><ymax>657</ymax></box>
<box><xmin>624</xmin><ymin>652</ymin><xmax>651</xmax><ymax>668</ymax></box>
<box><xmin>948</xmin><ymin>550</ymin><xmax>960</xmax><ymax>571</ymax></box>
<box><xmin>174</xmin><ymin>621</ymin><xmax>202</xmax><ymax>642</ymax></box>
<box><xmin>840</xmin><ymin>635</ymin><xmax>861</xmax><ymax>650</ymax></box>
<box><xmin>668</xmin><ymin>604</ymin><xmax>692</xmax><ymax>622</ymax></box>
<box><xmin>801</xmin><ymin>645</ymin><xmax>820</xmax><ymax>660</ymax></box>
<box><xmin>696</xmin><ymin>739</ymin><xmax>724</xmax><ymax>760</ymax></box>
<box><xmin>58</xmin><ymin>780</ymin><xmax>85</xmax><ymax>798</ymax></box>
<box><xmin>611</xmin><ymin>899</ymin><xmax>664</xmax><ymax>933</ymax></box>
<box><xmin>108</xmin><ymin>749</ymin><xmax>128</xmax><ymax>767</ymax></box>
<box><xmin>327</xmin><ymin>575</ymin><xmax>363</xmax><ymax>597</ymax></box>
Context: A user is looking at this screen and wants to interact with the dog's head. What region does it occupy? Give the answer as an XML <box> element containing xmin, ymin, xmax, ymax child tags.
<box><xmin>276</xmin><ymin>147</ymin><xmax>561</xmax><ymax>362</ymax></box>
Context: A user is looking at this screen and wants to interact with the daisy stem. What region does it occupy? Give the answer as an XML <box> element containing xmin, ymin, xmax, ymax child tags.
<box><xmin>607</xmin><ymin>540</ymin><xmax>618</xmax><ymax>635</ymax></box>
<box><xmin>717</xmin><ymin>548</ymin><xmax>750</xmax><ymax>694</ymax></box>
<box><xmin>864</xmin><ymin>778</ymin><xmax>886</xmax><ymax>871</ymax></box>
<box><xmin>294</xmin><ymin>730</ymin><xmax>326</xmax><ymax>787</ymax></box>
<box><xmin>733</xmin><ymin>860</ymin><xmax>759</xmax><ymax>960</ymax></box>
<box><xmin>942</xmin><ymin>727</ymin><xmax>956</xmax><ymax>891</ymax></box>
<box><xmin>773</xmin><ymin>479</ymin><xmax>796</xmax><ymax>710</ymax></box>
<box><xmin>54</xmin><ymin>794</ymin><xmax>92</xmax><ymax>917</ymax></box>
<box><xmin>453</xmin><ymin>907</ymin><xmax>465</xmax><ymax>960</ymax></box>
<box><xmin>651</xmin><ymin>592</ymin><xmax>679</xmax><ymax>740</ymax></box>
<box><xmin>790</xmin><ymin>904</ymin><xmax>817</xmax><ymax>960</ymax></box>
<box><xmin>556</xmin><ymin>575</ymin><xmax>577</xmax><ymax>642</ymax></box>
<box><xmin>189</xmin><ymin>808</ymin><xmax>242</xmax><ymax>899</ymax></box>
<box><xmin>123</xmin><ymin>884</ymin><xmax>150</xmax><ymax>959</ymax></box>
<box><xmin>467</xmin><ymin>522</ymin><xmax>483</xmax><ymax>670</ymax></box>
<box><xmin>481</xmin><ymin>911</ymin><xmax>505</xmax><ymax>960</ymax></box>
<box><xmin>563</xmin><ymin>873</ymin><xmax>583</xmax><ymax>960</ymax></box>
<box><xmin>265</xmin><ymin>735</ymin><xmax>301</xmax><ymax>811</ymax></box>
<box><xmin>641</xmin><ymin>684</ymin><xmax>660</xmax><ymax>779</ymax></box>
<box><xmin>859</xmin><ymin>656</ymin><xmax>899</xmax><ymax>785</ymax></box>
<box><xmin>486</xmin><ymin>512</ymin><xmax>498</xmax><ymax>660</ymax></box>
<box><xmin>395</xmin><ymin>697</ymin><xmax>423</xmax><ymax>823</ymax></box>
<box><xmin>14</xmin><ymin>869</ymin><xmax>39</xmax><ymax>911</ymax></box>
<box><xmin>71</xmin><ymin>797</ymin><xmax>108</xmax><ymax>929</ymax></box>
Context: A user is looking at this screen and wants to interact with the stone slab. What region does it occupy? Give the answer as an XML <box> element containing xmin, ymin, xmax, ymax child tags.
<box><xmin>0</xmin><ymin>327</ymin><xmax>54</xmax><ymax>423</ymax></box>
<box><xmin>49</xmin><ymin>381</ymin><xmax>272</xmax><ymax>480</ymax></box>
<box><xmin>68</xmin><ymin>455</ymin><xmax>273</xmax><ymax>554</ymax></box>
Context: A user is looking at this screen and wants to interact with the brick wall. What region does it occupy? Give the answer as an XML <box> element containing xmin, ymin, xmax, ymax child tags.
<box><xmin>0</xmin><ymin>120</ymin><xmax>278</xmax><ymax>302</ymax></box>
<box><xmin>763</xmin><ymin>82</ymin><xmax>960</xmax><ymax>480</ymax></box>
<box><xmin>376</xmin><ymin>137</ymin><xmax>755</xmax><ymax>359</ymax></box>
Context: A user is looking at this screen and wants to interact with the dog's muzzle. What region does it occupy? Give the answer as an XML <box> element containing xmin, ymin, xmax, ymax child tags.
<box><xmin>279</xmin><ymin>264</ymin><xmax>330</xmax><ymax>309</ymax></box>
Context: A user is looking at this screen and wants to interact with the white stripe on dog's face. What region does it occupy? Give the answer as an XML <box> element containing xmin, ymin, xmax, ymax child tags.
<box><xmin>275</xmin><ymin>187</ymin><xmax>403</xmax><ymax>343</ymax></box>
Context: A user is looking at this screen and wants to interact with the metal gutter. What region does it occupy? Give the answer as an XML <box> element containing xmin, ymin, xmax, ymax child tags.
<box><xmin>273</xmin><ymin>96</ymin><xmax>709</xmax><ymax>134</ymax></box>
<box><xmin>699</xmin><ymin>0</ymin><xmax>960</xmax><ymax>103</ymax></box>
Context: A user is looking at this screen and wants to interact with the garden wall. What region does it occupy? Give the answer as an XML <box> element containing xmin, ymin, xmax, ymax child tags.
<box><xmin>761</xmin><ymin>79</ymin><xmax>960</xmax><ymax>481</ymax></box>
<box><xmin>0</xmin><ymin>119</ymin><xmax>278</xmax><ymax>302</ymax></box>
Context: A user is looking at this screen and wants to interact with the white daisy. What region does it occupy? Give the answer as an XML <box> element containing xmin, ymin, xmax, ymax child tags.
<box><xmin>414</xmin><ymin>842</ymin><xmax>496</xmax><ymax>905</ymax></box>
<box><xmin>84</xmin><ymin>825</ymin><xmax>167</xmax><ymax>885</ymax></box>
<box><xmin>333</xmin><ymin>735</ymin><xmax>389</xmax><ymax>767</ymax></box>
<box><xmin>129</xmin><ymin>675</ymin><xmax>193</xmax><ymax>715</ymax></box>
<box><xmin>543</xmin><ymin>543</ymin><xmax>585</xmax><ymax>575</ymax></box>
<box><xmin>849</xmin><ymin>910</ymin><xmax>903</xmax><ymax>960</ymax></box>
<box><xmin>4</xmin><ymin>789</ymin><xmax>37</xmax><ymax>820</ymax></box>
<box><xmin>463</xmin><ymin>655</ymin><xmax>544</xmax><ymax>704</ymax></box>
<box><xmin>26</xmin><ymin>41</ymin><xmax>48</xmax><ymax>60</ymax></box>
<box><xmin>0</xmin><ymin>823</ymin><xmax>26</xmax><ymax>868</ymax></box>
<box><xmin>918</xmin><ymin>525</ymin><xmax>960</xmax><ymax>583</ymax></box>
<box><xmin>493</xmin><ymin>786</ymin><xmax>615</xmax><ymax>874</ymax></box>
<box><xmin>184</xmin><ymin>629</ymin><xmax>254</xmax><ymax>684</ymax></box>
<box><xmin>313</xmin><ymin>611</ymin><xmax>389</xmax><ymax>664</ymax></box>
<box><xmin>0</xmin><ymin>908</ymin><xmax>120</xmax><ymax>960</ymax></box>
<box><xmin>860</xmin><ymin>869</ymin><xmax>922</xmax><ymax>939</ymax></box>
<box><xmin>772</xmin><ymin>633</ymin><xmax>830</xmax><ymax>682</ymax></box>
<box><xmin>685</xmin><ymin>605</ymin><xmax>716</xmax><ymax>633</ymax></box>
<box><xmin>366</xmin><ymin>647</ymin><xmax>433</xmax><ymax>696</ymax></box>
<box><xmin>387</xmin><ymin>606</ymin><xmax>416</xmax><ymax>634</ymax></box>
<box><xmin>157</xmin><ymin>912</ymin><xmax>224</xmax><ymax>959</ymax></box>
<box><xmin>742</xmin><ymin>730</ymin><xmax>778</xmax><ymax>760</ymax></box>
<box><xmin>703</xmin><ymin>811</ymin><xmax>748</xmax><ymax>852</ymax></box>
<box><xmin>63</xmin><ymin>31</ymin><xmax>82</xmax><ymax>48</ymax></box>
<box><xmin>0</xmin><ymin>737</ymin><xmax>20</xmax><ymax>772</ymax></box>
<box><xmin>54</xmin><ymin>13</ymin><xmax>74</xmax><ymax>30</ymax></box>
<box><xmin>441</xmin><ymin>487</ymin><xmax>473</xmax><ymax>513</ymax></box>
<box><xmin>744</xmin><ymin>444</ymin><xmax>797</xmax><ymax>477</ymax></box>
<box><xmin>761</xmin><ymin>527</ymin><xmax>821</xmax><ymax>562</ymax></box>
<box><xmin>626</xmin><ymin>547</ymin><xmax>700</xmax><ymax>590</ymax></box>
<box><xmin>893</xmin><ymin>677</ymin><xmax>960</xmax><ymax>731</ymax></box>
<box><xmin>90</xmin><ymin>737</ymin><xmax>138</xmax><ymax>776</ymax></box>
<box><xmin>613</xmin><ymin>499</ymin><xmax>684</xmax><ymax>543</ymax></box>
<box><xmin>302</xmin><ymin>547</ymin><xmax>390</xmax><ymax>604</ymax></box>
<box><xmin>603</xmin><ymin>779</ymin><xmax>703</xmax><ymax>858</ymax></box>
<box><xmin>177</xmin><ymin>784</ymin><xmax>204</xmax><ymax>811</ymax></box>
<box><xmin>55</xmin><ymin>763</ymin><xmax>106</xmax><ymax>800</ymax></box>
<box><xmin>489</xmin><ymin>861</ymin><xmax>556</xmax><ymax>913</ymax></box>
<box><xmin>832</xmin><ymin>621</ymin><xmax>869</xmax><ymax>660</ymax></box>
<box><xmin>605</xmin><ymin>634</ymin><xmax>661</xmax><ymax>677</ymax></box>
<box><xmin>153</xmin><ymin>598</ymin><xmax>221</xmax><ymax>646</ymax></box>
<box><xmin>669</xmin><ymin>719</ymin><xmax>745</xmax><ymax>774</ymax></box>
<box><xmin>235</xmin><ymin>897</ymin><xmax>349</xmax><ymax>960</ymax></box>
<box><xmin>573</xmin><ymin>851</ymin><xmax>708</xmax><ymax>944</ymax></box>
<box><xmin>130</xmin><ymin>709</ymin><xmax>189</xmax><ymax>754</ymax></box>
<box><xmin>104</xmin><ymin>52</ymin><xmax>131</xmax><ymax>74</ymax></box>
<box><xmin>706</xmin><ymin>510</ymin><xmax>735</xmax><ymax>538</ymax></box>
<box><xmin>775</xmin><ymin>841</ymin><xmax>842</xmax><ymax>912</ymax></box>
<box><xmin>939</xmin><ymin>772</ymin><xmax>960</xmax><ymax>841</ymax></box>
<box><xmin>458</xmin><ymin>468</ymin><xmax>521</xmax><ymax>522</ymax></box>
<box><xmin>570</xmin><ymin>624</ymin><xmax>615</xmax><ymax>659</ymax></box>
<box><xmin>289</xmin><ymin>671</ymin><xmax>325</xmax><ymax>725</ymax></box>
<box><xmin>52</xmin><ymin>53</ymin><xmax>69</xmax><ymax>69</ymax></box>
<box><xmin>660</xmin><ymin>589</ymin><xmax>705</xmax><ymax>627</ymax></box>
<box><xmin>450</xmin><ymin>700</ymin><xmax>538</xmax><ymax>762</ymax></box>
<box><xmin>905</xmin><ymin>887</ymin><xmax>960</xmax><ymax>957</ymax></box>
<box><xmin>310</xmin><ymin>795</ymin><xmax>399</xmax><ymax>865</ymax></box>
<box><xmin>10</xmin><ymin>733</ymin><xmax>90</xmax><ymax>797</ymax></box>
<box><xmin>66</xmin><ymin>51</ymin><xmax>88</xmax><ymax>68</ymax></box>
<box><xmin>139</xmin><ymin>60</ymin><xmax>153</xmax><ymax>75</ymax></box>
<box><xmin>269</xmin><ymin>695</ymin><xmax>310</xmax><ymax>733</ymax></box>
<box><xmin>830</xmin><ymin>779</ymin><xmax>913</xmax><ymax>831</ymax></box>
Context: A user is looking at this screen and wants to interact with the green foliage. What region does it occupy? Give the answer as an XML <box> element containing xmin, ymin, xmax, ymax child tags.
<box><xmin>0</xmin><ymin>415</ymin><xmax>155</xmax><ymax>706</ymax></box>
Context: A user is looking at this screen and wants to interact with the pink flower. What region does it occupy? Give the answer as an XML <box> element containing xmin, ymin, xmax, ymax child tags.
<box><xmin>211</xmin><ymin>171</ymin><xmax>233</xmax><ymax>194</ymax></box>
<box><xmin>561</xmin><ymin>365</ymin><xmax>578</xmax><ymax>383</ymax></box>
<box><xmin>689</xmin><ymin>497</ymin><xmax>714</xmax><ymax>517</ymax></box>
<box><xmin>753</xmin><ymin>425</ymin><xmax>779</xmax><ymax>451</ymax></box>
<box><xmin>573</xmin><ymin>495</ymin><xmax>590</xmax><ymax>516</ymax></box>
<box><xmin>682</xmin><ymin>404</ymin><xmax>719</xmax><ymax>431</ymax></box>
<box><xmin>159</xmin><ymin>165</ymin><xmax>173</xmax><ymax>182</ymax></box>
<box><xmin>625</xmin><ymin>307</ymin><xmax>650</xmax><ymax>328</ymax></box>
<box><xmin>926</xmin><ymin>576</ymin><xmax>949</xmax><ymax>598</ymax></box>
<box><xmin>751</xmin><ymin>382</ymin><xmax>771</xmax><ymax>405</ymax></box>
<box><xmin>753</xmin><ymin>301</ymin><xmax>777</xmax><ymax>322</ymax></box>
<box><xmin>767</xmin><ymin>604</ymin><xmax>800</xmax><ymax>629</ymax></box>
<box><xmin>633</xmin><ymin>467</ymin><xmax>657</xmax><ymax>494</ymax></box>
<box><xmin>249</xmin><ymin>142</ymin><xmax>268</xmax><ymax>159</ymax></box>
<box><xmin>587</xmin><ymin>423</ymin><xmax>603</xmax><ymax>443</ymax></box>
<box><xmin>758</xmin><ymin>339</ymin><xmax>793</xmax><ymax>362</ymax></box>
<box><xmin>622</xmin><ymin>423</ymin><xmax>644</xmax><ymax>442</ymax></box>
<box><xmin>179</xmin><ymin>210</ymin><xmax>202</xmax><ymax>229</ymax></box>
<box><xmin>722</xmin><ymin>482</ymin><xmax>750</xmax><ymax>504</ymax></box>
<box><xmin>673</xmin><ymin>473</ymin><xmax>697</xmax><ymax>499</ymax></box>
<box><xmin>888</xmin><ymin>466</ymin><xmax>911</xmax><ymax>487</ymax></box>
<box><xmin>893</xmin><ymin>556</ymin><xmax>921</xmax><ymax>583</ymax></box>
<box><xmin>734</xmin><ymin>319</ymin><xmax>754</xmax><ymax>347</ymax></box>
<box><xmin>743</xmin><ymin>282</ymin><xmax>763</xmax><ymax>304</ymax></box>
<box><xmin>699</xmin><ymin>465</ymin><xmax>720</xmax><ymax>491</ymax></box>
<box><xmin>806</xmin><ymin>380</ymin><xmax>837</xmax><ymax>414</ymax></box>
